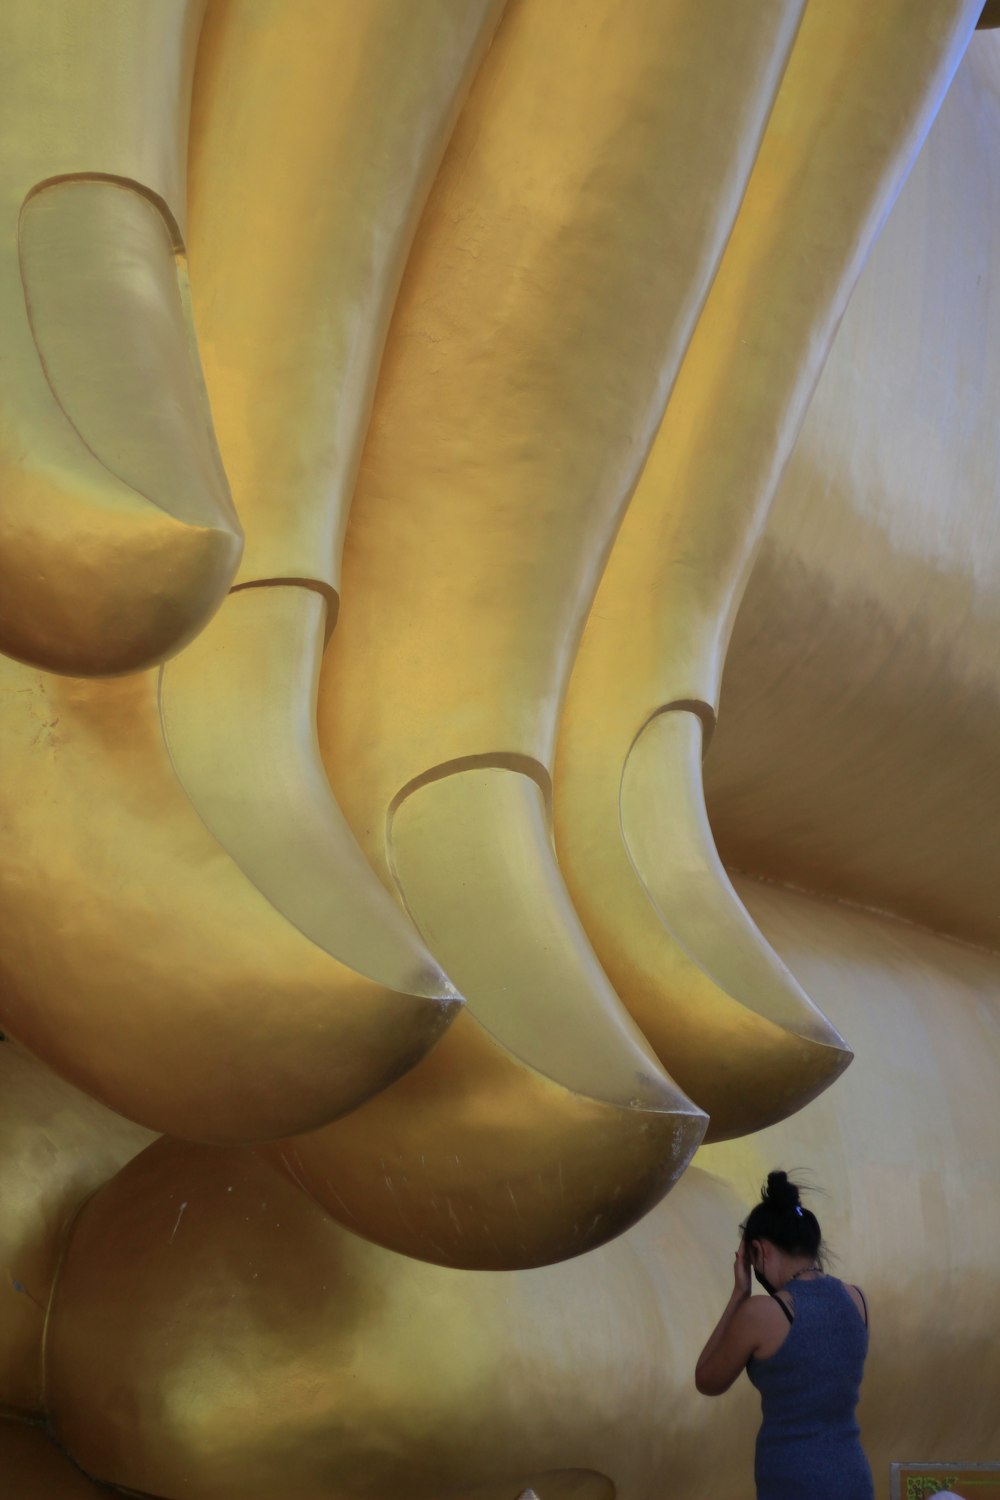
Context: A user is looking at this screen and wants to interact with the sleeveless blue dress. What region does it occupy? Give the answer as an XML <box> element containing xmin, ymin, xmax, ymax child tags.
<box><xmin>746</xmin><ymin>1276</ymin><xmax>873</xmax><ymax>1500</ymax></box>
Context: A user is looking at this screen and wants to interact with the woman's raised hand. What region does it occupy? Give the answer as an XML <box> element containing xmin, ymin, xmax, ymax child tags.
<box><xmin>734</xmin><ymin>1241</ymin><xmax>752</xmax><ymax>1300</ymax></box>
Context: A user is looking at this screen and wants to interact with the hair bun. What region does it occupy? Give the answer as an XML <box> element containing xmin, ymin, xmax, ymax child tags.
<box><xmin>763</xmin><ymin>1170</ymin><xmax>800</xmax><ymax>1212</ymax></box>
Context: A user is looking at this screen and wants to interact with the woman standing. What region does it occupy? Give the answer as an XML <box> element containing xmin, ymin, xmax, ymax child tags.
<box><xmin>695</xmin><ymin>1171</ymin><xmax>873</xmax><ymax>1500</ymax></box>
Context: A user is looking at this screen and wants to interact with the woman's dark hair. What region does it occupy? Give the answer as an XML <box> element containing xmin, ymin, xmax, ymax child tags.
<box><xmin>741</xmin><ymin>1170</ymin><xmax>823</xmax><ymax>1264</ymax></box>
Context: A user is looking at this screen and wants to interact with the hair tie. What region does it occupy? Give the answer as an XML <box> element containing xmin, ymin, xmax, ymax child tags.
<box><xmin>794</xmin><ymin>1205</ymin><xmax>803</xmax><ymax>1217</ymax></box>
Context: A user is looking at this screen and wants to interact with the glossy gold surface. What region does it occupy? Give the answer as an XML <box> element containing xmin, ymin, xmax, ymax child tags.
<box><xmin>705</xmin><ymin>30</ymin><xmax>1000</xmax><ymax>952</ymax></box>
<box><xmin>321</xmin><ymin>0</ymin><xmax>806</xmax><ymax>846</ymax></box>
<box><xmin>0</xmin><ymin>1</ymin><xmax>241</xmax><ymax>676</ymax></box>
<box><xmin>0</xmin><ymin>1045</ymin><xmax>153</xmax><ymax>1418</ymax></box>
<box><xmin>268</xmin><ymin>765</ymin><xmax>702</xmax><ymax>1269</ymax></box>
<box><xmin>614</xmin><ymin>711</ymin><xmax>848</xmax><ymax>1137</ymax></box>
<box><xmin>0</xmin><ymin>644</ymin><xmax>457</xmax><ymax>1142</ymax></box>
<box><xmin>554</xmin><ymin>0</ymin><xmax>982</xmax><ymax>1138</ymax></box>
<box><xmin>43</xmin><ymin>884</ymin><xmax>1000</xmax><ymax>1500</ymax></box>
<box><xmin>187</xmin><ymin>0</ymin><xmax>506</xmax><ymax>593</ymax></box>
<box><xmin>0</xmin><ymin>5</ymin><xmax>999</xmax><ymax>1500</ymax></box>
<box><xmin>314</xmin><ymin>0</ymin><xmax>807</xmax><ymax>1255</ymax></box>
<box><xmin>160</xmin><ymin>586</ymin><xmax>459</xmax><ymax>1000</ymax></box>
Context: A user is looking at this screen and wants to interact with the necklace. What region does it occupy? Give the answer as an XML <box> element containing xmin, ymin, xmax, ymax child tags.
<box><xmin>788</xmin><ymin>1265</ymin><xmax>822</xmax><ymax>1281</ymax></box>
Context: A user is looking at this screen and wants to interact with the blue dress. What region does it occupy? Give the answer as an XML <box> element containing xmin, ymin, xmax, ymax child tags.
<box><xmin>746</xmin><ymin>1276</ymin><xmax>874</xmax><ymax>1500</ymax></box>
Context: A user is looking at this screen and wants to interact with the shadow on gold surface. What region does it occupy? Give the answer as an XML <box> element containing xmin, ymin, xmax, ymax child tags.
<box><xmin>0</xmin><ymin>1419</ymin><xmax>127</xmax><ymax>1498</ymax></box>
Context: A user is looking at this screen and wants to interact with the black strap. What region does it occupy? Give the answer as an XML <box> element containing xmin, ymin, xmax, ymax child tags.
<box><xmin>774</xmin><ymin>1293</ymin><xmax>794</xmax><ymax>1325</ymax></box>
<box><xmin>855</xmin><ymin>1286</ymin><xmax>869</xmax><ymax>1328</ymax></box>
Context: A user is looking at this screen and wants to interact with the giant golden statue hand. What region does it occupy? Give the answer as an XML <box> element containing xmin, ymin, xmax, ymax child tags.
<box><xmin>1</xmin><ymin>3</ymin><xmax>999</xmax><ymax>1498</ymax></box>
<box><xmin>272</xmin><ymin>0</ymin><xmax>974</xmax><ymax>1263</ymax></box>
<box><xmin>11</xmin><ymin>884</ymin><xmax>1000</xmax><ymax>1500</ymax></box>
<box><xmin>0</xmin><ymin>0</ymin><xmax>510</xmax><ymax>1144</ymax></box>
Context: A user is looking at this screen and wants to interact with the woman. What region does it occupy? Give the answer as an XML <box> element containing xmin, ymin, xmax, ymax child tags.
<box><xmin>695</xmin><ymin>1171</ymin><xmax>873</xmax><ymax>1500</ymax></box>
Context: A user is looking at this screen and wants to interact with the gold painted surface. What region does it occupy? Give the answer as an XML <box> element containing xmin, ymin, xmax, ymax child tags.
<box><xmin>615</xmin><ymin>711</ymin><xmax>849</xmax><ymax>1139</ymax></box>
<box><xmin>0</xmin><ymin>1045</ymin><xmax>153</xmax><ymax>1418</ymax></box>
<box><xmin>311</xmin><ymin>0</ymin><xmax>806</xmax><ymax>1258</ymax></box>
<box><xmin>705</xmin><ymin>30</ymin><xmax>1000</xmax><ymax>952</ymax></box>
<box><xmin>554</xmin><ymin>0</ymin><xmax>982</xmax><ymax>1138</ymax></box>
<box><xmin>0</xmin><ymin>1</ymin><xmax>241</xmax><ymax>676</ymax></box>
<box><xmin>0</xmin><ymin>1419</ymin><xmax>121</xmax><ymax>1499</ymax></box>
<box><xmin>159</xmin><ymin>587</ymin><xmax>458</xmax><ymax>998</ymax></box>
<box><xmin>43</xmin><ymin>882</ymin><xmax>1000</xmax><ymax>1500</ymax></box>
<box><xmin>320</xmin><ymin>0</ymin><xmax>806</xmax><ymax>852</ymax></box>
<box><xmin>0</xmin><ymin>648</ymin><xmax>457</xmax><ymax>1143</ymax></box>
<box><xmin>264</xmin><ymin>765</ymin><xmax>704</xmax><ymax>1270</ymax></box>
<box><xmin>187</xmin><ymin>0</ymin><xmax>506</xmax><ymax>592</ymax></box>
<box><xmin>0</xmin><ymin>7</ymin><xmax>998</xmax><ymax>1500</ymax></box>
<box><xmin>710</xmin><ymin>881</ymin><xmax>1000</xmax><ymax>1499</ymax></box>
<box><xmin>268</xmin><ymin>1010</ymin><xmax>699</xmax><ymax>1271</ymax></box>
<box><xmin>44</xmin><ymin>1137</ymin><xmax>745</xmax><ymax>1500</ymax></box>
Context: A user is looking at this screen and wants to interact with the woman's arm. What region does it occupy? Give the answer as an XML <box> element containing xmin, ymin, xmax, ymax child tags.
<box><xmin>695</xmin><ymin>1243</ymin><xmax>768</xmax><ymax>1395</ymax></box>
